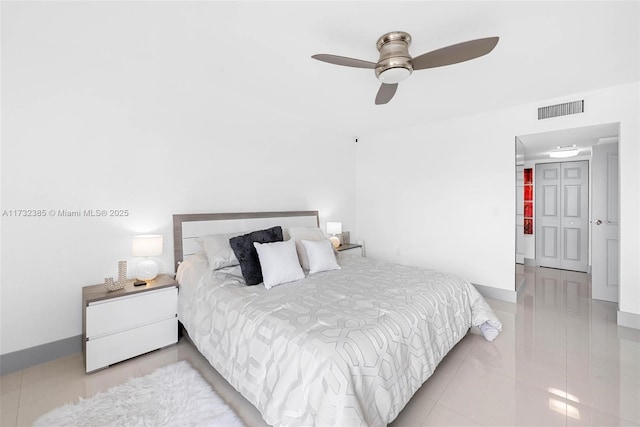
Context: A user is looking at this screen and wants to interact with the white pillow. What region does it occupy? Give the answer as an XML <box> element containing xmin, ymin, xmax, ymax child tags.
<box><xmin>253</xmin><ymin>239</ymin><xmax>305</xmax><ymax>289</ymax></box>
<box><xmin>196</xmin><ymin>233</ymin><xmax>240</xmax><ymax>270</ymax></box>
<box><xmin>302</xmin><ymin>239</ymin><xmax>341</xmax><ymax>274</ymax></box>
<box><xmin>286</xmin><ymin>227</ymin><xmax>327</xmax><ymax>270</ymax></box>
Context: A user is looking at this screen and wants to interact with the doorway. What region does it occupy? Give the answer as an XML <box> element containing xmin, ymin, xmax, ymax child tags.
<box><xmin>515</xmin><ymin>122</ymin><xmax>620</xmax><ymax>302</ymax></box>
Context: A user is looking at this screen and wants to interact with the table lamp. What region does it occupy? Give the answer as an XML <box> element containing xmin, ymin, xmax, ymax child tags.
<box><xmin>132</xmin><ymin>235</ymin><xmax>163</xmax><ymax>281</ymax></box>
<box><xmin>326</xmin><ymin>222</ymin><xmax>342</xmax><ymax>249</ymax></box>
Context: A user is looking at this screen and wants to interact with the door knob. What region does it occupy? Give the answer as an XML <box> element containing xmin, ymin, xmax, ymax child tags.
<box><xmin>595</xmin><ymin>219</ymin><xmax>603</xmax><ymax>225</ymax></box>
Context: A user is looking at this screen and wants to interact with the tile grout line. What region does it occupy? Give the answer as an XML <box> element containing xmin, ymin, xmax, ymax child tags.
<box><xmin>423</xmin><ymin>401</ymin><xmax>489</xmax><ymax>427</ymax></box>
<box><xmin>15</xmin><ymin>368</ymin><xmax>24</xmax><ymax>427</ymax></box>
<box><xmin>421</xmin><ymin>334</ymin><xmax>485</xmax><ymax>426</ymax></box>
<box><xmin>564</xmin><ymin>281</ymin><xmax>569</xmax><ymax>427</ymax></box>
<box><xmin>432</xmin><ymin>333</ymin><xmax>478</xmax><ymax>404</ymax></box>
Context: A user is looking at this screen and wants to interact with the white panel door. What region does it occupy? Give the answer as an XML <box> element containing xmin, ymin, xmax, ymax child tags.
<box><xmin>591</xmin><ymin>143</ymin><xmax>619</xmax><ymax>302</ymax></box>
<box><xmin>536</xmin><ymin>163</ymin><xmax>561</xmax><ymax>268</ymax></box>
<box><xmin>535</xmin><ymin>161</ymin><xmax>588</xmax><ymax>272</ymax></box>
<box><xmin>559</xmin><ymin>161</ymin><xmax>589</xmax><ymax>272</ymax></box>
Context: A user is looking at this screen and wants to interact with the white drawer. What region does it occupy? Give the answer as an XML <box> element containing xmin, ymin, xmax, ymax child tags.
<box><xmin>86</xmin><ymin>287</ymin><xmax>177</xmax><ymax>338</ymax></box>
<box><xmin>86</xmin><ymin>317</ymin><xmax>177</xmax><ymax>372</ymax></box>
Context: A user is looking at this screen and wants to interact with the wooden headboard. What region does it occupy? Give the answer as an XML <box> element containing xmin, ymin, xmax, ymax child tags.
<box><xmin>172</xmin><ymin>210</ymin><xmax>319</xmax><ymax>271</ymax></box>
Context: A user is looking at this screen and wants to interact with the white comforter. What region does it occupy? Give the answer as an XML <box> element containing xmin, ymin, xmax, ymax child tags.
<box><xmin>177</xmin><ymin>254</ymin><xmax>500</xmax><ymax>427</ymax></box>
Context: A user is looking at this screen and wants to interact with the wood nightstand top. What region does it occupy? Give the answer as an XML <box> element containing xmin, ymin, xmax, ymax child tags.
<box><xmin>336</xmin><ymin>243</ymin><xmax>363</xmax><ymax>252</ymax></box>
<box><xmin>83</xmin><ymin>274</ymin><xmax>177</xmax><ymax>306</ymax></box>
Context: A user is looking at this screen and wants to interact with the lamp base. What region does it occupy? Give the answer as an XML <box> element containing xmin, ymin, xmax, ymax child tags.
<box><xmin>136</xmin><ymin>259</ymin><xmax>159</xmax><ymax>281</ymax></box>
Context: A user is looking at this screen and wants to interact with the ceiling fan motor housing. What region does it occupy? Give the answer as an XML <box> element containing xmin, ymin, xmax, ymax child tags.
<box><xmin>375</xmin><ymin>31</ymin><xmax>413</xmax><ymax>83</ymax></box>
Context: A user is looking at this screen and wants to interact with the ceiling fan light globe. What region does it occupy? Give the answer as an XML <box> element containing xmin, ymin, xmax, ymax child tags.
<box><xmin>377</xmin><ymin>67</ymin><xmax>411</xmax><ymax>84</ymax></box>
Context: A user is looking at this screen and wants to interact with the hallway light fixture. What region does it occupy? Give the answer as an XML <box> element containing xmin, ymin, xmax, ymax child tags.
<box><xmin>549</xmin><ymin>144</ymin><xmax>579</xmax><ymax>158</ymax></box>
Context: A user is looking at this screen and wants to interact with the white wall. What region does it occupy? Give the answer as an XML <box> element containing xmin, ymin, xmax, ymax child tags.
<box><xmin>1</xmin><ymin>5</ymin><xmax>356</xmax><ymax>354</ymax></box>
<box><xmin>356</xmin><ymin>82</ymin><xmax>640</xmax><ymax>319</ymax></box>
<box><xmin>355</xmin><ymin>111</ymin><xmax>517</xmax><ymax>292</ymax></box>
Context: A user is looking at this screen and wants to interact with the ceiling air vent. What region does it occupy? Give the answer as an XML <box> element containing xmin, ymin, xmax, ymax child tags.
<box><xmin>538</xmin><ymin>100</ymin><xmax>584</xmax><ymax>120</ymax></box>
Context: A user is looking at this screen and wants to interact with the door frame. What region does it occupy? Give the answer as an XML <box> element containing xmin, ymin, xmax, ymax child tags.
<box><xmin>514</xmin><ymin>123</ymin><xmax>620</xmax><ymax>301</ymax></box>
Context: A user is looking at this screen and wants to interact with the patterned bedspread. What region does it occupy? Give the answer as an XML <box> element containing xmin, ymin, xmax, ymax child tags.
<box><xmin>177</xmin><ymin>253</ymin><xmax>500</xmax><ymax>426</ymax></box>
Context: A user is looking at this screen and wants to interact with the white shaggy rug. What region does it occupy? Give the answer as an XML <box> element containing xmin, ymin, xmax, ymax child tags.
<box><xmin>34</xmin><ymin>361</ymin><xmax>245</xmax><ymax>427</ymax></box>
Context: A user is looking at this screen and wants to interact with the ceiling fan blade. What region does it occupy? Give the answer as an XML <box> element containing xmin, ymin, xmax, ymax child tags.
<box><xmin>375</xmin><ymin>83</ymin><xmax>398</xmax><ymax>105</ymax></box>
<box><xmin>311</xmin><ymin>54</ymin><xmax>377</xmax><ymax>69</ymax></box>
<box><xmin>412</xmin><ymin>37</ymin><xmax>499</xmax><ymax>70</ymax></box>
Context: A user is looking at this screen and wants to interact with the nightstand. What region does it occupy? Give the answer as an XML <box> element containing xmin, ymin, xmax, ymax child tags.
<box><xmin>82</xmin><ymin>274</ymin><xmax>178</xmax><ymax>373</ymax></box>
<box><xmin>336</xmin><ymin>243</ymin><xmax>364</xmax><ymax>258</ymax></box>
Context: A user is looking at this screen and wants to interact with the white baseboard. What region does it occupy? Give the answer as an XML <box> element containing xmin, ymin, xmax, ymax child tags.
<box><xmin>473</xmin><ymin>283</ymin><xmax>517</xmax><ymax>303</ymax></box>
<box><xmin>617</xmin><ymin>310</ymin><xmax>640</xmax><ymax>330</ymax></box>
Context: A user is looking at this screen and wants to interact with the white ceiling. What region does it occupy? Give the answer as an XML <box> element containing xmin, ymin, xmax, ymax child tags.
<box><xmin>197</xmin><ymin>1</ymin><xmax>639</xmax><ymax>135</ymax></box>
<box><xmin>20</xmin><ymin>1</ymin><xmax>635</xmax><ymax>137</ymax></box>
<box><xmin>518</xmin><ymin>122</ymin><xmax>619</xmax><ymax>160</ymax></box>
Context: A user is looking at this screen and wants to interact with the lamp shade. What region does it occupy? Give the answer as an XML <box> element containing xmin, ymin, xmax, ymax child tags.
<box><xmin>326</xmin><ymin>222</ymin><xmax>342</xmax><ymax>235</ymax></box>
<box><xmin>132</xmin><ymin>235</ymin><xmax>163</xmax><ymax>257</ymax></box>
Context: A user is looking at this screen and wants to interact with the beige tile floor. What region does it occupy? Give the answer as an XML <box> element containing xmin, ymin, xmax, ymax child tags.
<box><xmin>2</xmin><ymin>266</ymin><xmax>639</xmax><ymax>426</ymax></box>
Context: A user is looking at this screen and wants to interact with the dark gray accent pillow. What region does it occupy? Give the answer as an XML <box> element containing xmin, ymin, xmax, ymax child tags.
<box><xmin>229</xmin><ymin>226</ymin><xmax>283</xmax><ymax>285</ymax></box>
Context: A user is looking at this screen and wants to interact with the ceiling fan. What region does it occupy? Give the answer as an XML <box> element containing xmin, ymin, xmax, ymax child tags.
<box><xmin>312</xmin><ymin>31</ymin><xmax>499</xmax><ymax>105</ymax></box>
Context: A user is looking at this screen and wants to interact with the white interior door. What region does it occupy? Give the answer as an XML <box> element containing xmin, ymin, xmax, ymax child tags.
<box><xmin>536</xmin><ymin>161</ymin><xmax>588</xmax><ymax>272</ymax></box>
<box><xmin>560</xmin><ymin>161</ymin><xmax>589</xmax><ymax>272</ymax></box>
<box><xmin>536</xmin><ymin>163</ymin><xmax>561</xmax><ymax>268</ymax></box>
<box><xmin>591</xmin><ymin>143</ymin><xmax>619</xmax><ymax>302</ymax></box>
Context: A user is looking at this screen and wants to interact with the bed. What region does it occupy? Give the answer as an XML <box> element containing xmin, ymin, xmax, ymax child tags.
<box><xmin>174</xmin><ymin>211</ymin><xmax>501</xmax><ymax>427</ymax></box>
